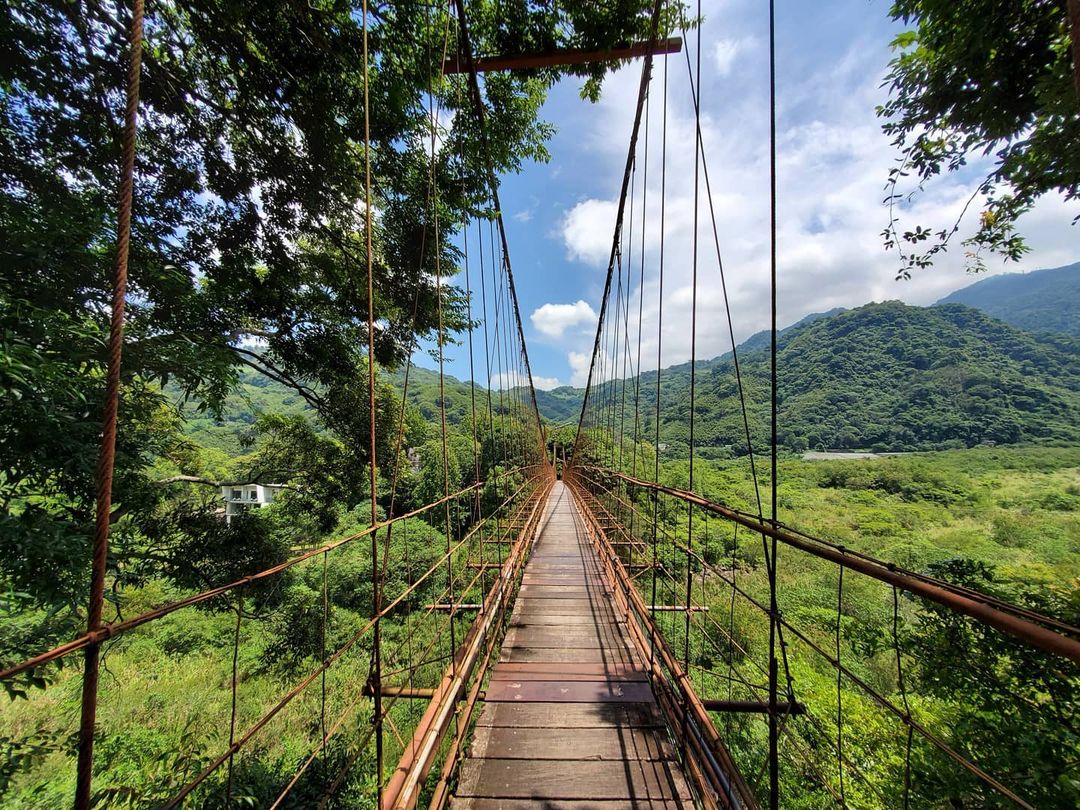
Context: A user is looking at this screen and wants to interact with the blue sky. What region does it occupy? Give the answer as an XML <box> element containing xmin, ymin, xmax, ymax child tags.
<box><xmin>423</xmin><ymin>0</ymin><xmax>1080</xmax><ymax>390</ymax></box>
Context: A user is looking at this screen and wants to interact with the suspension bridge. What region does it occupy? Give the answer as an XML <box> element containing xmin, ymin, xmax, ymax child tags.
<box><xmin>3</xmin><ymin>0</ymin><xmax>1079</xmax><ymax>808</ymax></box>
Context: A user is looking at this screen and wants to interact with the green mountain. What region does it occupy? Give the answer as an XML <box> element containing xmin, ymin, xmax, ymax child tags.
<box><xmin>533</xmin><ymin>307</ymin><xmax>849</xmax><ymax>426</ymax></box>
<box><xmin>178</xmin><ymin>302</ymin><xmax>1080</xmax><ymax>457</ymax></box>
<box><xmin>736</xmin><ymin>306</ymin><xmax>848</xmax><ymax>354</ymax></box>
<box><xmin>935</xmin><ymin>261</ymin><xmax>1080</xmax><ymax>335</ymax></box>
<box><xmin>552</xmin><ymin>301</ymin><xmax>1080</xmax><ymax>457</ymax></box>
<box><xmin>533</xmin><ymin>385</ymin><xmax>586</xmax><ymax>424</ymax></box>
<box><xmin>176</xmin><ymin>362</ymin><xmax>531</xmax><ymax>456</ymax></box>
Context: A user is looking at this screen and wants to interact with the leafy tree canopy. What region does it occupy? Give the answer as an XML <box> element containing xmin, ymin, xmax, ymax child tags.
<box><xmin>879</xmin><ymin>0</ymin><xmax>1080</xmax><ymax>275</ymax></box>
<box><xmin>0</xmin><ymin>0</ymin><xmax>676</xmax><ymax>626</ymax></box>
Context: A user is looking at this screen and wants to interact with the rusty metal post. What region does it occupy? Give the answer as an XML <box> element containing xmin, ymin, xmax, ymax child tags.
<box><xmin>74</xmin><ymin>2</ymin><xmax>143</xmax><ymax>807</ymax></box>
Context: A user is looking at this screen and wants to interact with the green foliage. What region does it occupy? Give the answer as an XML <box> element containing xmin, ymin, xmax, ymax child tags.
<box><xmin>555</xmin><ymin>301</ymin><xmax>1080</xmax><ymax>458</ymax></box>
<box><xmin>937</xmin><ymin>261</ymin><xmax>1080</xmax><ymax>336</ymax></box>
<box><xmin>0</xmin><ymin>0</ymin><xmax>639</xmax><ymax>652</ymax></box>
<box><xmin>878</xmin><ymin>0</ymin><xmax>1080</xmax><ymax>273</ymax></box>
<box><xmin>637</xmin><ymin>446</ymin><xmax>1080</xmax><ymax>807</ymax></box>
<box><xmin>904</xmin><ymin>559</ymin><xmax>1080</xmax><ymax>807</ymax></box>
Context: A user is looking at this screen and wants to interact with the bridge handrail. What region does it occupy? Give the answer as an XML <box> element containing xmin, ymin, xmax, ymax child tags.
<box><xmin>567</xmin><ymin>477</ymin><xmax>758</xmax><ymax>809</ymax></box>
<box><xmin>166</xmin><ymin>470</ymin><xmax>553</xmax><ymax>808</ymax></box>
<box><xmin>575</xmin><ymin>465</ymin><xmax>1080</xmax><ymax>665</ymax></box>
<box><xmin>567</xmin><ymin>466</ymin><xmax>1062</xmax><ymax>808</ymax></box>
<box><xmin>0</xmin><ymin>464</ymin><xmax>547</xmax><ymax>683</ymax></box>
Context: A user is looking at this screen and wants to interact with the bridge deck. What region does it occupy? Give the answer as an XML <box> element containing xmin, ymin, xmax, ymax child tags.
<box><xmin>453</xmin><ymin>482</ymin><xmax>694</xmax><ymax>809</ymax></box>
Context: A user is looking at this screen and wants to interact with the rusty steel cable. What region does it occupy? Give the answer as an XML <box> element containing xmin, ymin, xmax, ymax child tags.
<box><xmin>589</xmin><ymin>466</ymin><xmax>1080</xmax><ymax>669</ymax></box>
<box><xmin>75</xmin><ymin>2</ymin><xmax>143</xmax><ymax>807</ymax></box>
<box><xmin>452</xmin><ymin>0</ymin><xmax>547</xmax><ymax>452</ymax></box>
<box><xmin>586</xmin><ymin>451</ymin><xmax>1080</xmax><ymax>639</ymax></box>
<box><xmin>773</xmin><ymin>518</ymin><xmax>1080</xmax><ymax>637</ymax></box>
<box><xmin>277</xmin><ymin>528</ymin><xmax>512</xmax><ymax>810</ymax></box>
<box><xmin>375</xmin><ymin>4</ymin><xmax>455</xmax><ymax>647</ymax></box>
<box><xmin>650</xmin><ymin>40</ymin><xmax>668</xmax><ymax>671</ymax></box>
<box><xmin>571</xmin><ymin>473</ymin><xmax>1041</xmax><ymax>808</ymax></box>
<box><xmin>160</xmin><ymin>474</ymin><xmax>544</xmax><ymax>808</ymax></box>
<box><xmin>767</xmin><ymin>0</ymin><xmax>781</xmax><ymax>798</ymax></box>
<box><xmin>0</xmin><ymin>474</ymin><xmax>541</xmax><ymax>683</ymax></box>
<box><xmin>893</xmin><ymin>585</ymin><xmax>915</xmax><ymax>810</ymax></box>
<box><xmin>683</xmin><ymin>0</ymin><xmax>703</xmax><ymax>766</ymax></box>
<box><xmin>573</xmin><ymin>476</ymin><xmax>778</xmax><ymax>695</ymax></box>
<box><xmin>225</xmin><ymin>585</ymin><xmax>245</xmax><ymax>804</ymax></box>
<box><xmin>588</xmin><ymin>471</ymin><xmax>1080</xmax><ymax>637</ymax></box>
<box><xmin>836</xmin><ymin>563</ymin><xmax>846</xmax><ymax>805</ymax></box>
<box><xmin>601</xmin><ymin>469</ymin><xmax>1080</xmax><ymax>663</ymax></box>
<box><xmin>381</xmin><ymin>477</ymin><xmax>553</xmax><ymax>808</ymax></box>
<box><xmin>568</xmin><ymin>0</ymin><xmax>666</xmax><ymax>464</ymax></box>
<box><xmin>571</xmin><ymin>481</ymin><xmax>757</xmax><ymax>807</ymax></box>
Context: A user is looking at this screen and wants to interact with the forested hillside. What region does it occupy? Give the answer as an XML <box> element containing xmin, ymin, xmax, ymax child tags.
<box><xmin>635</xmin><ymin>302</ymin><xmax>1080</xmax><ymax>460</ymax></box>
<box><xmin>936</xmin><ymin>261</ymin><xmax>1080</xmax><ymax>335</ymax></box>
<box><xmin>756</xmin><ymin>301</ymin><xmax>1080</xmax><ymax>452</ymax></box>
<box><xmin>550</xmin><ymin>302</ymin><xmax>1080</xmax><ymax>456</ymax></box>
<box><xmin>192</xmin><ymin>302</ymin><xmax>1080</xmax><ymax>458</ymax></box>
<box><xmin>533</xmin><ymin>385</ymin><xmax>585</xmax><ymax>423</ymax></box>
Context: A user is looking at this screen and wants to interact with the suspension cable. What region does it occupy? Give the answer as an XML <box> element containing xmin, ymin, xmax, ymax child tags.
<box><xmin>569</xmin><ymin>0</ymin><xmax>666</xmax><ymax>463</ymax></box>
<box><xmin>75</xmin><ymin>2</ymin><xmax>143</xmax><ymax>806</ymax></box>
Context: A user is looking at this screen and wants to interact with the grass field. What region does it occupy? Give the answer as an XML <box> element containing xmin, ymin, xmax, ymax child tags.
<box><xmin>2</xmin><ymin>446</ymin><xmax>1078</xmax><ymax>807</ymax></box>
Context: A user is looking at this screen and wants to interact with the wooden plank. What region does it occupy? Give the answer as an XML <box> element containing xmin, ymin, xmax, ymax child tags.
<box><xmin>452</xmin><ymin>799</ymin><xmax>691</xmax><ymax>810</ymax></box>
<box><xmin>514</xmin><ymin>598</ymin><xmax>610</xmax><ymax>610</ymax></box>
<box><xmin>490</xmin><ymin>662</ymin><xmax>647</xmax><ymax>681</ymax></box>
<box><xmin>484</xmin><ymin>679</ymin><xmax>655</xmax><ymax>703</ymax></box>
<box><xmin>519</xmin><ymin>578</ymin><xmax>590</xmax><ymax>586</ymax></box>
<box><xmin>513</xmin><ymin>608</ymin><xmax>620</xmax><ymax>622</ymax></box>
<box><xmin>516</xmin><ymin>585</ymin><xmax>596</xmax><ymax>598</ymax></box>
<box><xmin>522</xmin><ymin>570</ymin><xmax>591</xmax><ymax>578</ymax></box>
<box><xmin>510</xmin><ymin>613</ymin><xmax>625</xmax><ymax>627</ymax></box>
<box><xmin>455</xmin><ymin>759</ymin><xmax>693</xmax><ymax>801</ymax></box>
<box><xmin>502</xmin><ymin>627</ymin><xmax>632</xmax><ymax>650</ymax></box>
<box><xmin>500</xmin><ymin>646</ymin><xmax>638</xmax><ymax>664</ymax></box>
<box><xmin>512</xmin><ymin>611</ymin><xmax>621</xmax><ymax>626</ymax></box>
<box><xmin>473</xmin><ymin>702</ymin><xmax>664</xmax><ymax>729</ymax></box>
<box><xmin>504</xmin><ymin>622</ymin><xmax>626</xmax><ymax>638</ymax></box>
<box><xmin>468</xmin><ymin>725</ymin><xmax>675</xmax><ymax>761</ymax></box>
<box><xmin>507</xmin><ymin>608</ymin><xmax>620</xmax><ymax>624</ymax></box>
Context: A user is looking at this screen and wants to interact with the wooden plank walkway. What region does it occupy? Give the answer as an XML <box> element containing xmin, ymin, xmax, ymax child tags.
<box><xmin>452</xmin><ymin>482</ymin><xmax>694</xmax><ymax>809</ymax></box>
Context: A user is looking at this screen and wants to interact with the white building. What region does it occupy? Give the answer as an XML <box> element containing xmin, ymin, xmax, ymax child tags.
<box><xmin>220</xmin><ymin>483</ymin><xmax>284</xmax><ymax>523</ymax></box>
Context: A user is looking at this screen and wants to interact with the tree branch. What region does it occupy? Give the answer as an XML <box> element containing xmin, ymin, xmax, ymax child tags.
<box><xmin>1069</xmin><ymin>0</ymin><xmax>1080</xmax><ymax>107</ymax></box>
<box><xmin>228</xmin><ymin>345</ymin><xmax>326</xmax><ymax>412</ymax></box>
<box><xmin>84</xmin><ymin>0</ymin><xmax>233</xmax><ymax>117</ymax></box>
<box><xmin>154</xmin><ymin>474</ymin><xmax>296</xmax><ymax>488</ymax></box>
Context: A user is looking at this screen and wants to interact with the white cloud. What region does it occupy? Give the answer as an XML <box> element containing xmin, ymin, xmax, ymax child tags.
<box><xmin>513</xmin><ymin>208</ymin><xmax>534</xmax><ymax>223</ymax></box>
<box><xmin>568</xmin><ymin>350</ymin><xmax>592</xmax><ymax>387</ymax></box>
<box><xmin>487</xmin><ymin>371</ymin><xmax>562</xmax><ymax>391</ymax></box>
<box><xmin>567</xmin><ymin>346</ymin><xmax>623</xmax><ymax>388</ymax></box>
<box><xmin>713</xmin><ymin>37</ymin><xmax>753</xmax><ymax>76</ymax></box>
<box><xmin>530</xmin><ymin>299</ymin><xmax>598</xmax><ymax>338</ymax></box>
<box><xmin>486</xmin><ymin>370</ymin><xmax>526</xmax><ymax>391</ymax></box>
<box><xmin>531</xmin><ymin>375</ymin><xmax>562</xmax><ymax>390</ymax></box>
<box><xmin>560</xmin><ymin>199</ymin><xmax>617</xmax><ymax>265</ymax></box>
<box><xmin>548</xmin><ymin>0</ymin><xmax>1079</xmax><ymax>387</ymax></box>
